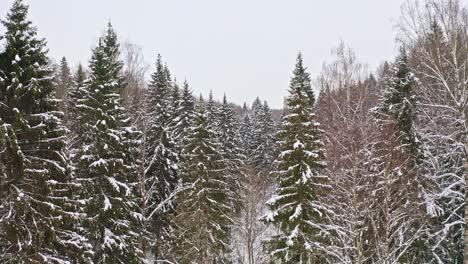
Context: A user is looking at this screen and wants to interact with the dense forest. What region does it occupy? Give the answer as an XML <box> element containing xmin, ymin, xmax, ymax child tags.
<box><xmin>0</xmin><ymin>0</ymin><xmax>467</xmax><ymax>263</ymax></box>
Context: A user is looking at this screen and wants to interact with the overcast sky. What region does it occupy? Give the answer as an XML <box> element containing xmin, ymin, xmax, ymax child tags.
<box><xmin>1</xmin><ymin>0</ymin><xmax>418</xmax><ymax>108</ymax></box>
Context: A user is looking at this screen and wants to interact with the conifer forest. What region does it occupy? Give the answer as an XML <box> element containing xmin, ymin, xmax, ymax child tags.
<box><xmin>0</xmin><ymin>0</ymin><xmax>467</xmax><ymax>263</ymax></box>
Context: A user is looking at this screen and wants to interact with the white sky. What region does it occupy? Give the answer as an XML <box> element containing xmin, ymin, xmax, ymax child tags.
<box><xmin>0</xmin><ymin>0</ymin><xmax>436</xmax><ymax>108</ymax></box>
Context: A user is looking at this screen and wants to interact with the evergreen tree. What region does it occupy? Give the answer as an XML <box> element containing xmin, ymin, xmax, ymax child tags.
<box><xmin>163</xmin><ymin>64</ymin><xmax>173</xmax><ymax>92</ymax></box>
<box><xmin>398</xmin><ymin>19</ymin><xmax>465</xmax><ymax>263</ymax></box>
<box><xmin>174</xmin><ymin>103</ymin><xmax>234</xmax><ymax>263</ymax></box>
<box><xmin>251</xmin><ymin>97</ymin><xmax>263</xmax><ymax>121</ymax></box>
<box><xmin>373</xmin><ymin>50</ymin><xmax>422</xmax><ymax>163</ymax></box>
<box><xmin>290</xmin><ymin>53</ymin><xmax>315</xmax><ymax>107</ymax></box>
<box><xmin>170</xmin><ymin>79</ymin><xmax>182</xmax><ymax>123</ymax></box>
<box><xmin>262</xmin><ymin>58</ymin><xmax>332</xmax><ymax>263</ymax></box>
<box><xmin>66</xmin><ymin>63</ymin><xmax>87</xmax><ymax>158</ymax></box>
<box><xmin>369</xmin><ymin>49</ymin><xmax>435</xmax><ymax>263</ymax></box>
<box><xmin>67</xmin><ymin>63</ymin><xmax>86</xmax><ymax>130</ymax></box>
<box><xmin>241</xmin><ymin>102</ymin><xmax>248</xmax><ymax>115</ymax></box>
<box><xmin>55</xmin><ymin>57</ymin><xmax>72</xmax><ymax>114</ymax></box>
<box><xmin>249</xmin><ymin>97</ymin><xmax>264</xmax><ymax>155</ymax></box>
<box><xmin>143</xmin><ymin>55</ymin><xmax>180</xmax><ymax>258</ymax></box>
<box><xmin>206</xmin><ymin>90</ymin><xmax>219</xmax><ymax>127</ymax></box>
<box><xmin>173</xmin><ymin>80</ymin><xmax>195</xmax><ymax>144</ymax></box>
<box><xmin>251</xmin><ymin>101</ymin><xmax>276</xmax><ymax>174</ymax></box>
<box><xmin>74</xmin><ymin>23</ymin><xmax>143</xmax><ymax>263</ymax></box>
<box><xmin>218</xmin><ymin>94</ymin><xmax>244</xmax><ymax>212</ymax></box>
<box><xmin>218</xmin><ymin>94</ymin><xmax>241</xmax><ymax>160</ymax></box>
<box><xmin>0</xmin><ymin>1</ymin><xmax>90</xmax><ymax>262</ymax></box>
<box><xmin>69</xmin><ymin>63</ymin><xmax>86</xmax><ymax>106</ymax></box>
<box><xmin>238</xmin><ymin>104</ymin><xmax>255</xmax><ymax>157</ymax></box>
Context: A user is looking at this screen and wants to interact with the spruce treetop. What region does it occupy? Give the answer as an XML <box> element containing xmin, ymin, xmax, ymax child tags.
<box><xmin>373</xmin><ymin>49</ymin><xmax>421</xmax><ymax>158</ymax></box>
<box><xmin>290</xmin><ymin>53</ymin><xmax>315</xmax><ymax>106</ymax></box>
<box><xmin>0</xmin><ymin>0</ymin><xmax>52</xmax><ymax>113</ymax></box>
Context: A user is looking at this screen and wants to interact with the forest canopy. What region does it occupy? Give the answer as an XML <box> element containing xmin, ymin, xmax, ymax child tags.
<box><xmin>0</xmin><ymin>0</ymin><xmax>467</xmax><ymax>263</ymax></box>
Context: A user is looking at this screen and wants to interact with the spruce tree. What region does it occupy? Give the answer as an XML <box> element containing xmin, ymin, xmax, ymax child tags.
<box><xmin>238</xmin><ymin>104</ymin><xmax>255</xmax><ymax>157</ymax></box>
<box><xmin>249</xmin><ymin>97</ymin><xmax>277</xmax><ymax>171</ymax></box>
<box><xmin>251</xmin><ymin>100</ymin><xmax>275</xmax><ymax>174</ymax></box>
<box><xmin>170</xmin><ymin>79</ymin><xmax>182</xmax><ymax>124</ymax></box>
<box><xmin>369</xmin><ymin>49</ymin><xmax>435</xmax><ymax>263</ymax></box>
<box><xmin>241</xmin><ymin>102</ymin><xmax>248</xmax><ymax>115</ymax></box>
<box><xmin>262</xmin><ymin>57</ymin><xmax>332</xmax><ymax>263</ymax></box>
<box><xmin>69</xmin><ymin>63</ymin><xmax>86</xmax><ymax>107</ymax></box>
<box><xmin>218</xmin><ymin>94</ymin><xmax>244</xmax><ymax>212</ymax></box>
<box><xmin>164</xmin><ymin>64</ymin><xmax>173</xmax><ymax>91</ymax></box>
<box><xmin>206</xmin><ymin>90</ymin><xmax>219</xmax><ymax>127</ymax></box>
<box><xmin>422</xmin><ymin>20</ymin><xmax>464</xmax><ymax>263</ymax></box>
<box><xmin>67</xmin><ymin>63</ymin><xmax>86</xmax><ymax>139</ymax></box>
<box><xmin>218</xmin><ymin>94</ymin><xmax>241</xmax><ymax>160</ymax></box>
<box><xmin>174</xmin><ymin>102</ymin><xmax>234</xmax><ymax>263</ymax></box>
<box><xmin>55</xmin><ymin>57</ymin><xmax>72</xmax><ymax>115</ymax></box>
<box><xmin>173</xmin><ymin>80</ymin><xmax>195</xmax><ymax>144</ymax></box>
<box><xmin>249</xmin><ymin>97</ymin><xmax>263</xmax><ymax>153</ymax></box>
<box><xmin>373</xmin><ymin>49</ymin><xmax>422</xmax><ymax>162</ymax></box>
<box><xmin>251</xmin><ymin>97</ymin><xmax>263</xmax><ymax>121</ymax></box>
<box><xmin>290</xmin><ymin>53</ymin><xmax>315</xmax><ymax>107</ymax></box>
<box><xmin>74</xmin><ymin>23</ymin><xmax>143</xmax><ymax>263</ymax></box>
<box><xmin>143</xmin><ymin>55</ymin><xmax>180</xmax><ymax>258</ymax></box>
<box><xmin>0</xmin><ymin>1</ymin><xmax>90</xmax><ymax>262</ymax></box>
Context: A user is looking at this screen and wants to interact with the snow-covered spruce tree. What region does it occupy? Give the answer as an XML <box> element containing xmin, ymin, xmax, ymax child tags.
<box><xmin>173</xmin><ymin>80</ymin><xmax>195</xmax><ymax>145</ymax></box>
<box><xmin>232</xmin><ymin>99</ymin><xmax>276</xmax><ymax>264</ymax></box>
<box><xmin>206</xmin><ymin>90</ymin><xmax>219</xmax><ymax>127</ymax></box>
<box><xmin>369</xmin><ymin>50</ymin><xmax>435</xmax><ymax>263</ymax></box>
<box><xmin>251</xmin><ymin>100</ymin><xmax>276</xmax><ymax>174</ymax></box>
<box><xmin>69</xmin><ymin>63</ymin><xmax>86</xmax><ymax>105</ymax></box>
<box><xmin>238</xmin><ymin>102</ymin><xmax>257</xmax><ymax>159</ymax></box>
<box><xmin>67</xmin><ymin>63</ymin><xmax>86</xmax><ymax>141</ymax></box>
<box><xmin>55</xmin><ymin>56</ymin><xmax>72</xmax><ymax>116</ymax></box>
<box><xmin>400</xmin><ymin>11</ymin><xmax>466</xmax><ymax>262</ymax></box>
<box><xmin>170</xmin><ymin>79</ymin><xmax>181</xmax><ymax>121</ymax></box>
<box><xmin>218</xmin><ymin>94</ymin><xmax>244</xmax><ymax>212</ymax></box>
<box><xmin>0</xmin><ymin>0</ymin><xmax>90</xmax><ymax>262</ymax></box>
<box><xmin>251</xmin><ymin>97</ymin><xmax>263</xmax><ymax>120</ymax></box>
<box><xmin>143</xmin><ymin>55</ymin><xmax>180</xmax><ymax>258</ymax></box>
<box><xmin>74</xmin><ymin>23</ymin><xmax>143</xmax><ymax>263</ymax></box>
<box><xmin>290</xmin><ymin>53</ymin><xmax>315</xmax><ymax>107</ymax></box>
<box><xmin>218</xmin><ymin>94</ymin><xmax>242</xmax><ymax>160</ymax></box>
<box><xmin>249</xmin><ymin>97</ymin><xmax>264</xmax><ymax>147</ymax></box>
<box><xmin>249</xmin><ymin>97</ymin><xmax>265</xmax><ymax>156</ymax></box>
<box><xmin>423</xmin><ymin>20</ymin><xmax>465</xmax><ymax>263</ymax></box>
<box><xmin>173</xmin><ymin>102</ymin><xmax>235</xmax><ymax>263</ymax></box>
<box><xmin>262</xmin><ymin>56</ymin><xmax>333</xmax><ymax>263</ymax></box>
